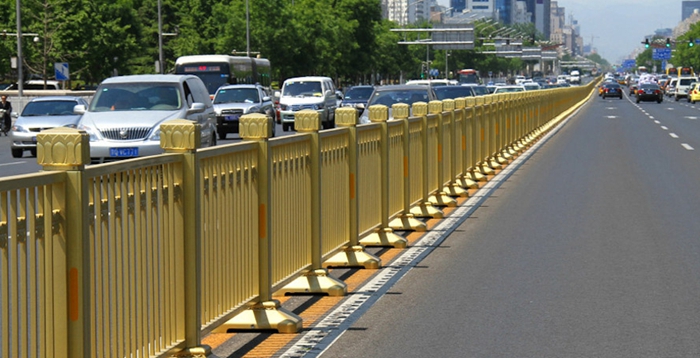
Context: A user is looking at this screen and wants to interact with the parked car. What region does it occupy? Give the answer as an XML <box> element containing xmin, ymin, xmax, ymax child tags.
<box><xmin>635</xmin><ymin>83</ymin><xmax>663</xmax><ymax>103</ymax></box>
<box><xmin>359</xmin><ymin>84</ymin><xmax>437</xmax><ymax>123</ymax></box>
<box><xmin>75</xmin><ymin>74</ymin><xmax>217</xmax><ymax>163</ymax></box>
<box><xmin>601</xmin><ymin>82</ymin><xmax>623</xmax><ymax>99</ymax></box>
<box><xmin>10</xmin><ymin>96</ymin><xmax>89</xmax><ymax>158</ymax></box>
<box><xmin>493</xmin><ymin>85</ymin><xmax>526</xmax><ymax>93</ymax></box>
<box><xmin>276</xmin><ymin>76</ymin><xmax>340</xmax><ymax>131</ymax></box>
<box><xmin>340</xmin><ymin>85</ymin><xmax>374</xmax><ymax>116</ymax></box>
<box><xmin>213</xmin><ymin>84</ymin><xmax>275</xmax><ymax>140</ymax></box>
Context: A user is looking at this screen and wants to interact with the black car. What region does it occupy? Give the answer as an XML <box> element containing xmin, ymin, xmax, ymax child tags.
<box><xmin>635</xmin><ymin>83</ymin><xmax>663</xmax><ymax>103</ymax></box>
<box><xmin>340</xmin><ymin>85</ymin><xmax>374</xmax><ymax>116</ymax></box>
<box><xmin>601</xmin><ymin>83</ymin><xmax>623</xmax><ymax>99</ymax></box>
<box><xmin>359</xmin><ymin>84</ymin><xmax>437</xmax><ymax>123</ymax></box>
<box><xmin>434</xmin><ymin>85</ymin><xmax>475</xmax><ymax>100</ymax></box>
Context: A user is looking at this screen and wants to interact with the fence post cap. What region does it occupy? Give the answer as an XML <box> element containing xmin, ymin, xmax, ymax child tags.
<box><xmin>336</xmin><ymin>107</ymin><xmax>358</xmax><ymax>127</ymax></box>
<box><xmin>428</xmin><ymin>100</ymin><xmax>443</xmax><ymax>114</ymax></box>
<box><xmin>368</xmin><ymin>104</ymin><xmax>388</xmax><ymax>123</ymax></box>
<box><xmin>160</xmin><ymin>119</ymin><xmax>202</xmax><ymax>152</ymax></box>
<box><xmin>412</xmin><ymin>102</ymin><xmax>428</xmax><ymax>116</ymax></box>
<box><xmin>391</xmin><ymin>103</ymin><xmax>410</xmax><ymax>120</ymax></box>
<box><xmin>294</xmin><ymin>110</ymin><xmax>321</xmax><ymax>132</ymax></box>
<box><xmin>442</xmin><ymin>99</ymin><xmax>455</xmax><ymax>111</ymax></box>
<box><xmin>240</xmin><ymin>113</ymin><xmax>274</xmax><ymax>139</ymax></box>
<box><xmin>36</xmin><ymin>127</ymin><xmax>90</xmax><ymax>170</ymax></box>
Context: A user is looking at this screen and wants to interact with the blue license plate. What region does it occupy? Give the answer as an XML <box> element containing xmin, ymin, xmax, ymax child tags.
<box><xmin>32</xmin><ymin>136</ymin><xmax>37</xmax><ymax>143</ymax></box>
<box><xmin>110</xmin><ymin>148</ymin><xmax>139</xmax><ymax>157</ymax></box>
<box><xmin>225</xmin><ymin>114</ymin><xmax>240</xmax><ymax>121</ymax></box>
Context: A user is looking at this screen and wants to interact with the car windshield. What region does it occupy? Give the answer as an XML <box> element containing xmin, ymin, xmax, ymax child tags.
<box><xmin>21</xmin><ymin>100</ymin><xmax>78</xmax><ymax>116</ymax></box>
<box><xmin>368</xmin><ymin>89</ymin><xmax>430</xmax><ymax>107</ymax></box>
<box><xmin>680</xmin><ymin>79</ymin><xmax>695</xmax><ymax>86</ymax></box>
<box><xmin>434</xmin><ymin>86</ymin><xmax>474</xmax><ymax>100</ymax></box>
<box><xmin>343</xmin><ymin>87</ymin><xmax>374</xmax><ymax>100</ymax></box>
<box><xmin>605</xmin><ymin>84</ymin><xmax>621</xmax><ymax>88</ymax></box>
<box><xmin>282</xmin><ymin>81</ymin><xmax>323</xmax><ymax>97</ymax></box>
<box><xmin>469</xmin><ymin>86</ymin><xmax>489</xmax><ymax>95</ymax></box>
<box><xmin>90</xmin><ymin>83</ymin><xmax>181</xmax><ymax>112</ymax></box>
<box><xmin>495</xmin><ymin>87</ymin><xmax>525</xmax><ymax>93</ymax></box>
<box><xmin>640</xmin><ymin>84</ymin><xmax>659</xmax><ymax>90</ymax></box>
<box><xmin>214</xmin><ymin>88</ymin><xmax>260</xmax><ymax>104</ymax></box>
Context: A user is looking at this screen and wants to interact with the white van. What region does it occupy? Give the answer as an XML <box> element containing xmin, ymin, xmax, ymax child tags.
<box><xmin>674</xmin><ymin>76</ymin><xmax>698</xmax><ymax>101</ymax></box>
<box><xmin>277</xmin><ymin>76</ymin><xmax>340</xmax><ymax>131</ymax></box>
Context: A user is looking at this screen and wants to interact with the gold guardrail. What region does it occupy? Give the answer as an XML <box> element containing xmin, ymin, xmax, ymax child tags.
<box><xmin>0</xmin><ymin>81</ymin><xmax>596</xmax><ymax>358</ymax></box>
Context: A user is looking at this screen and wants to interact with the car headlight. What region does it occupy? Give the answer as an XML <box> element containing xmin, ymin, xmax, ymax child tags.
<box><xmin>12</xmin><ymin>124</ymin><xmax>28</xmax><ymax>132</ymax></box>
<box><xmin>314</xmin><ymin>103</ymin><xmax>324</xmax><ymax>110</ymax></box>
<box><xmin>280</xmin><ymin>104</ymin><xmax>289</xmax><ymax>111</ymax></box>
<box><xmin>77</xmin><ymin>124</ymin><xmax>100</xmax><ymax>141</ymax></box>
<box><xmin>248</xmin><ymin>106</ymin><xmax>260</xmax><ymax>113</ymax></box>
<box><xmin>149</xmin><ymin>128</ymin><xmax>161</xmax><ymax>141</ymax></box>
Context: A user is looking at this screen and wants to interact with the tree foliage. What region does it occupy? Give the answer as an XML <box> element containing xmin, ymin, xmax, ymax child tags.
<box><xmin>0</xmin><ymin>0</ymin><xmax>574</xmax><ymax>87</ymax></box>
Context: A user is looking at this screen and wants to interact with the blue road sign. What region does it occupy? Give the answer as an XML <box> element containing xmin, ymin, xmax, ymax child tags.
<box><xmin>54</xmin><ymin>62</ymin><xmax>69</xmax><ymax>81</ymax></box>
<box><xmin>652</xmin><ymin>48</ymin><xmax>672</xmax><ymax>60</ymax></box>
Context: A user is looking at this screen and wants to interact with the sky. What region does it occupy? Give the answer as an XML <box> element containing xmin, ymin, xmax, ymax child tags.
<box><xmin>557</xmin><ymin>0</ymin><xmax>682</xmax><ymax>64</ymax></box>
<box><xmin>436</xmin><ymin>0</ymin><xmax>686</xmax><ymax>65</ymax></box>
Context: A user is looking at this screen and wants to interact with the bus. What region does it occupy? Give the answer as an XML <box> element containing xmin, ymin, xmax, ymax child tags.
<box><xmin>174</xmin><ymin>55</ymin><xmax>272</xmax><ymax>95</ymax></box>
<box><xmin>457</xmin><ymin>69</ymin><xmax>481</xmax><ymax>84</ymax></box>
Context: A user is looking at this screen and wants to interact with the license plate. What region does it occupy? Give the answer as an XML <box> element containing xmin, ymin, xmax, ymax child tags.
<box><xmin>110</xmin><ymin>148</ymin><xmax>139</xmax><ymax>157</ymax></box>
<box><xmin>32</xmin><ymin>136</ymin><xmax>37</xmax><ymax>143</ymax></box>
<box><xmin>225</xmin><ymin>114</ymin><xmax>240</xmax><ymax>121</ymax></box>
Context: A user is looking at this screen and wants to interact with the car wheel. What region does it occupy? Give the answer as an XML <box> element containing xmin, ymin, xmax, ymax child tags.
<box><xmin>283</xmin><ymin>123</ymin><xmax>290</xmax><ymax>132</ymax></box>
<box><xmin>30</xmin><ymin>148</ymin><xmax>37</xmax><ymax>157</ymax></box>
<box><xmin>270</xmin><ymin>118</ymin><xmax>276</xmax><ymax>137</ymax></box>
<box><xmin>675</xmin><ymin>96</ymin><xmax>680</xmax><ymax>101</ymax></box>
<box><xmin>11</xmin><ymin>148</ymin><xmax>23</xmax><ymax>158</ymax></box>
<box><xmin>211</xmin><ymin>133</ymin><xmax>217</xmax><ymax>146</ymax></box>
<box><xmin>658</xmin><ymin>99</ymin><xmax>662</xmax><ymax>103</ymax></box>
<box><xmin>218</xmin><ymin>131</ymin><xmax>227</xmax><ymax>140</ymax></box>
<box><xmin>636</xmin><ymin>98</ymin><xmax>640</xmax><ymax>103</ymax></box>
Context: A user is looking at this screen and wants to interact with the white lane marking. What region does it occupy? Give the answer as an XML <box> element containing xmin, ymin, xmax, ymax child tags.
<box><xmin>685</xmin><ymin>116</ymin><xmax>698</xmax><ymax>120</ymax></box>
<box><xmin>682</xmin><ymin>143</ymin><xmax>695</xmax><ymax>150</ymax></box>
<box><xmin>654</xmin><ymin>120</ymin><xmax>661</xmax><ymax>124</ymax></box>
<box><xmin>670</xmin><ymin>133</ymin><xmax>679</xmax><ymax>138</ymax></box>
<box><xmin>606</xmin><ymin>107</ymin><xmax>617</xmax><ymax>110</ymax></box>
<box><xmin>606</xmin><ymin>116</ymin><xmax>618</xmax><ymax>119</ymax></box>
<box><xmin>0</xmin><ymin>161</ymin><xmax>27</xmax><ymax>167</ymax></box>
<box><xmin>667</xmin><ymin>108</ymin><xmax>675</xmax><ymax>110</ymax></box>
<box><xmin>661</xmin><ymin>126</ymin><xmax>668</xmax><ymax>130</ymax></box>
<box><xmin>649</xmin><ymin>116</ymin><xmax>655</xmax><ymax>119</ymax></box>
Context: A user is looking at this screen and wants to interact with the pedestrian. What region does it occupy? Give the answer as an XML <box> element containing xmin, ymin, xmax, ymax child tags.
<box><xmin>1</xmin><ymin>95</ymin><xmax>11</xmax><ymax>136</ymax></box>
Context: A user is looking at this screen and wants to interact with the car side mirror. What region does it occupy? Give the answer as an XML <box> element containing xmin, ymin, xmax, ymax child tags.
<box><xmin>274</xmin><ymin>91</ymin><xmax>281</xmax><ymax>98</ymax></box>
<box><xmin>262</xmin><ymin>96</ymin><xmax>271</xmax><ymax>102</ymax></box>
<box><xmin>11</xmin><ymin>112</ymin><xmax>18</xmax><ymax>119</ymax></box>
<box><xmin>186</xmin><ymin>102</ymin><xmax>206</xmax><ymax>115</ymax></box>
<box><xmin>74</xmin><ymin>104</ymin><xmax>87</xmax><ymax>115</ymax></box>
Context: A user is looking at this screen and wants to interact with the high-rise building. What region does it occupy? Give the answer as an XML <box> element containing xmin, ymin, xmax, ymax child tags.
<box><xmin>450</xmin><ymin>0</ymin><xmax>467</xmax><ymax>14</ymax></box>
<box><xmin>495</xmin><ymin>0</ymin><xmax>514</xmax><ymax>24</ymax></box>
<box><xmin>524</xmin><ymin>0</ymin><xmax>550</xmax><ymax>38</ymax></box>
<box><xmin>682</xmin><ymin>1</ymin><xmax>700</xmax><ymax>21</ymax></box>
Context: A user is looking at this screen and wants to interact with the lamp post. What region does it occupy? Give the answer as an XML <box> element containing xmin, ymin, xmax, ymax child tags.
<box><xmin>158</xmin><ymin>0</ymin><xmax>163</xmax><ymax>73</ymax></box>
<box><xmin>15</xmin><ymin>0</ymin><xmax>23</xmax><ymax>97</ymax></box>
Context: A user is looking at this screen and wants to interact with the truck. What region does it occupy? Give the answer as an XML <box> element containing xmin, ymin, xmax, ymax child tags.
<box><xmin>569</xmin><ymin>70</ymin><xmax>581</xmax><ymax>85</ymax></box>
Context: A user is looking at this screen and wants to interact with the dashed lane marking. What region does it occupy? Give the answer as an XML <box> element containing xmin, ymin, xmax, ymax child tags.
<box><xmin>670</xmin><ymin>133</ymin><xmax>679</xmax><ymax>138</ymax></box>
<box><xmin>661</xmin><ymin>126</ymin><xmax>669</xmax><ymax>130</ymax></box>
<box><xmin>682</xmin><ymin>143</ymin><xmax>695</xmax><ymax>150</ymax></box>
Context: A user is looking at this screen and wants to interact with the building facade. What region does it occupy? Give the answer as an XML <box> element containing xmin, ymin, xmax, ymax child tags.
<box><xmin>682</xmin><ymin>1</ymin><xmax>700</xmax><ymax>21</ymax></box>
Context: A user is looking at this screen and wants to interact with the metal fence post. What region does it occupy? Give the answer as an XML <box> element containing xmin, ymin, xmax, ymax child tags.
<box><xmin>387</xmin><ymin>103</ymin><xmax>428</xmax><ymax>231</ymax></box>
<box><xmin>409</xmin><ymin>102</ymin><xmax>443</xmax><ymax>218</ymax></box>
<box><xmin>221</xmin><ymin>114</ymin><xmax>302</xmax><ymax>333</ymax></box>
<box><xmin>439</xmin><ymin>99</ymin><xmax>467</xmax><ymax>197</ymax></box>
<box><xmin>36</xmin><ymin>127</ymin><xmax>91</xmax><ymax>358</ymax></box>
<box><xmin>277</xmin><ymin>110</ymin><xmax>348</xmax><ymax>295</ymax></box>
<box><xmin>159</xmin><ymin>120</ymin><xmax>209</xmax><ymax>357</ymax></box>
<box><xmin>360</xmin><ymin>105</ymin><xmax>408</xmax><ymax>248</ymax></box>
<box><xmin>325</xmin><ymin>108</ymin><xmax>382</xmax><ymax>268</ymax></box>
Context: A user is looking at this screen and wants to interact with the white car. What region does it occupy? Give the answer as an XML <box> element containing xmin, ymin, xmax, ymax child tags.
<box><xmin>75</xmin><ymin>74</ymin><xmax>218</xmax><ymax>163</ymax></box>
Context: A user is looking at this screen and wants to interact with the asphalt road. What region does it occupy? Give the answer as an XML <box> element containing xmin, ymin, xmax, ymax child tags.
<box><xmin>318</xmin><ymin>91</ymin><xmax>700</xmax><ymax>357</ymax></box>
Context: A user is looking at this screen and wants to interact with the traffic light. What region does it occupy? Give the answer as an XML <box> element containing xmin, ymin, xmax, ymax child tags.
<box><xmin>666</xmin><ymin>38</ymin><xmax>671</xmax><ymax>48</ymax></box>
<box><xmin>644</xmin><ymin>39</ymin><xmax>650</xmax><ymax>48</ymax></box>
